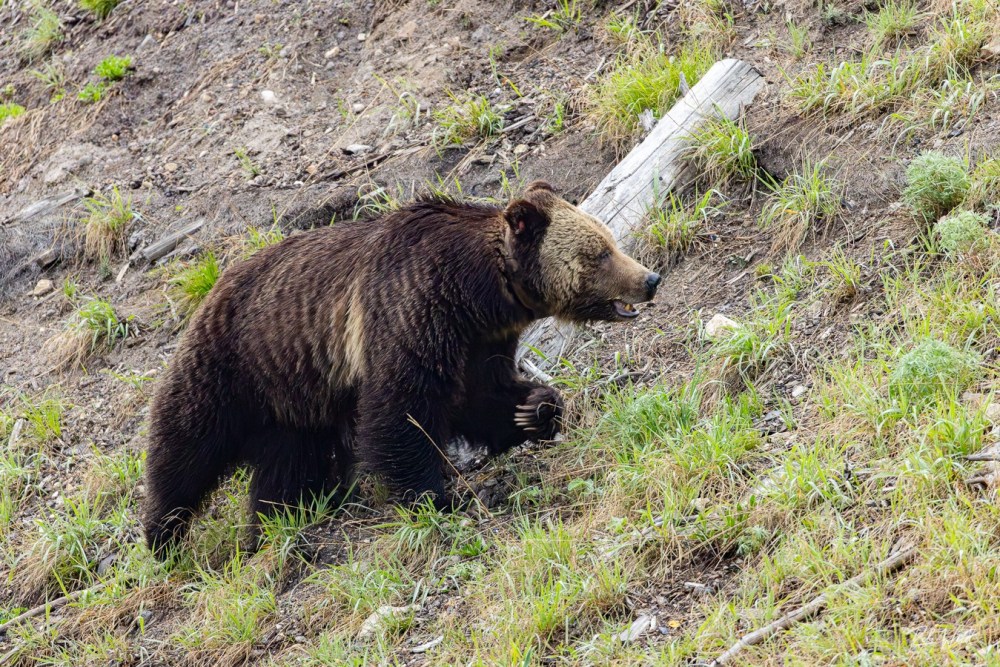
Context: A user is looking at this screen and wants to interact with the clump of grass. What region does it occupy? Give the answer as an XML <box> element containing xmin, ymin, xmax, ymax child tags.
<box><xmin>78</xmin><ymin>0</ymin><xmax>120</xmax><ymax>19</ymax></box>
<box><xmin>44</xmin><ymin>298</ymin><xmax>135</xmax><ymax>370</ymax></box>
<box><xmin>964</xmin><ymin>156</ymin><xmax>999</xmax><ymax>211</ymax></box>
<box><xmin>783</xmin><ymin>21</ymin><xmax>812</xmax><ymax>59</ymax></box>
<box><xmin>20</xmin><ymin>394</ymin><xmax>65</xmax><ymax>443</ymax></box>
<box><xmin>934</xmin><ymin>210</ymin><xmax>989</xmax><ymax>256</ymax></box>
<box><xmin>169</xmin><ymin>252</ymin><xmax>219</xmax><ymax>317</ymax></box>
<box><xmin>889</xmin><ymin>339</ymin><xmax>979</xmax><ymax>404</ymax></box>
<box><xmin>0</xmin><ymin>102</ymin><xmax>26</xmax><ymax>125</ymax></box>
<box><xmin>789</xmin><ymin>50</ymin><xmax>921</xmax><ymax>117</ymax></box>
<box><xmin>525</xmin><ymin>0</ymin><xmax>581</xmax><ymax>32</ymax></box>
<box><xmin>864</xmin><ymin>0</ymin><xmax>924</xmax><ymax>48</ymax></box>
<box><xmin>30</xmin><ymin>61</ymin><xmax>67</xmax><ymax>102</ymax></box>
<box><xmin>643</xmin><ymin>190</ymin><xmax>723</xmax><ymax>264</ymax></box>
<box><xmin>21</xmin><ymin>2</ymin><xmax>63</xmax><ymax>62</ymax></box>
<box><xmin>80</xmin><ymin>186</ymin><xmax>135</xmax><ymax>264</ymax></box>
<box><xmin>604</xmin><ymin>12</ymin><xmax>641</xmax><ymax>44</ymax></box>
<box><xmin>685</xmin><ymin>115</ymin><xmax>757</xmax><ymax>185</ymax></box>
<box><xmin>243</xmin><ymin>224</ymin><xmax>285</xmax><ymax>256</ymax></box>
<box><xmin>819</xmin><ymin>246</ymin><xmax>863</xmax><ymax>302</ymax></box>
<box><xmin>94</xmin><ymin>54</ymin><xmax>131</xmax><ymax>81</ymax></box>
<box><xmin>433</xmin><ymin>93</ymin><xmax>504</xmax><ymax>147</ymax></box>
<box><xmin>759</xmin><ymin>161</ymin><xmax>842</xmax><ymax>253</ymax></box>
<box><xmin>586</xmin><ymin>40</ymin><xmax>715</xmax><ymax>150</ymax></box>
<box><xmin>233</xmin><ymin>146</ymin><xmax>261</xmax><ymax>179</ymax></box>
<box><xmin>924</xmin><ymin>14</ymin><xmax>992</xmax><ymax>80</ymax></box>
<box><xmin>902</xmin><ymin>151</ymin><xmax>969</xmax><ymax>223</ymax></box>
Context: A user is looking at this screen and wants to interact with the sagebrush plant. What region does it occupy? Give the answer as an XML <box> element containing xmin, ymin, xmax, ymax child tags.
<box><xmin>78</xmin><ymin>0</ymin><xmax>120</xmax><ymax>18</ymax></box>
<box><xmin>94</xmin><ymin>54</ymin><xmax>131</xmax><ymax>81</ymax></box>
<box><xmin>934</xmin><ymin>210</ymin><xmax>989</xmax><ymax>256</ymax></box>
<box><xmin>864</xmin><ymin>0</ymin><xmax>924</xmax><ymax>48</ymax></box>
<box><xmin>433</xmin><ymin>93</ymin><xmax>504</xmax><ymax>147</ymax></box>
<box><xmin>21</xmin><ymin>1</ymin><xmax>63</xmax><ymax>62</ymax></box>
<box><xmin>903</xmin><ymin>151</ymin><xmax>969</xmax><ymax>222</ymax></box>
<box><xmin>587</xmin><ymin>39</ymin><xmax>715</xmax><ymax>151</ymax></box>
<box><xmin>81</xmin><ymin>186</ymin><xmax>135</xmax><ymax>263</ymax></box>
<box><xmin>889</xmin><ymin>339</ymin><xmax>979</xmax><ymax>404</ymax></box>
<box><xmin>759</xmin><ymin>161</ymin><xmax>842</xmax><ymax>252</ymax></box>
<box><xmin>685</xmin><ymin>115</ymin><xmax>757</xmax><ymax>185</ymax></box>
<box><xmin>169</xmin><ymin>252</ymin><xmax>220</xmax><ymax>316</ymax></box>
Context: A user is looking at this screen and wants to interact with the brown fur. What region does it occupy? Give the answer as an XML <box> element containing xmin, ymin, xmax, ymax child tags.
<box><xmin>142</xmin><ymin>182</ymin><xmax>660</xmax><ymax>554</ymax></box>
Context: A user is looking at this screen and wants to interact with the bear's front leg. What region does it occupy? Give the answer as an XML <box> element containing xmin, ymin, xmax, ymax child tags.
<box><xmin>456</xmin><ymin>380</ymin><xmax>564</xmax><ymax>458</ymax></box>
<box><xmin>355</xmin><ymin>389</ymin><xmax>455</xmax><ymax>511</ymax></box>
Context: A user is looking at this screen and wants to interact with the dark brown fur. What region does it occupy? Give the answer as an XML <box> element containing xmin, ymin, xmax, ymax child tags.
<box><xmin>143</xmin><ymin>183</ymin><xmax>659</xmax><ymax>553</ymax></box>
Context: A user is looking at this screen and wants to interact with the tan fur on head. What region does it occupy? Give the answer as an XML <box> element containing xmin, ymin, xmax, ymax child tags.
<box><xmin>519</xmin><ymin>186</ymin><xmax>654</xmax><ymax>320</ymax></box>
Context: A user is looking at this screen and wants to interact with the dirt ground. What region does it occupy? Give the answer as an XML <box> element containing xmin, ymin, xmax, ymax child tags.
<box><xmin>1</xmin><ymin>0</ymin><xmax>998</xmax><ymax>664</ymax></box>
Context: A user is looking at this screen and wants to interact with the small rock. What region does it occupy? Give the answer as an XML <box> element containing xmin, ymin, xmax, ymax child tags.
<box><xmin>396</xmin><ymin>20</ymin><xmax>417</xmax><ymax>41</ymax></box>
<box><xmin>352</xmin><ymin>102</ymin><xmax>365</xmax><ymax>113</ymax></box>
<box><xmin>683</xmin><ymin>581</ymin><xmax>712</xmax><ymax>595</ymax></box>
<box><xmin>342</xmin><ymin>144</ymin><xmax>373</xmax><ymax>155</ymax></box>
<box><xmin>138</xmin><ymin>33</ymin><xmax>157</xmax><ymax>50</ymax></box>
<box><xmin>28</xmin><ymin>279</ymin><xmax>54</xmax><ymax>297</ymax></box>
<box><xmin>305</xmin><ymin>164</ymin><xmax>318</xmax><ymax>175</ymax></box>
<box><xmin>705</xmin><ymin>313</ymin><xmax>739</xmax><ymax>337</ymax></box>
<box><xmin>96</xmin><ymin>553</ymin><xmax>117</xmax><ymax>575</ymax></box>
<box><xmin>790</xmin><ymin>385</ymin><xmax>808</xmax><ymax>399</ymax></box>
<box><xmin>617</xmin><ymin>614</ymin><xmax>656</xmax><ymax>642</ymax></box>
<box><xmin>358</xmin><ymin>604</ymin><xmax>419</xmax><ymax>638</ymax></box>
<box><xmin>164</xmin><ymin>162</ymin><xmax>179</xmax><ymax>173</ymax></box>
<box><xmin>34</xmin><ymin>248</ymin><xmax>58</xmax><ymax>268</ymax></box>
<box><xmin>136</xmin><ymin>610</ymin><xmax>153</xmax><ymax>628</ymax></box>
<box><xmin>260</xmin><ymin>89</ymin><xmax>278</xmax><ymax>105</ymax></box>
<box><xmin>513</xmin><ymin>143</ymin><xmax>529</xmax><ymax>155</ymax></box>
<box><xmin>324</xmin><ymin>45</ymin><xmax>340</xmax><ymax>59</ymax></box>
<box><xmin>357</xmin><ymin>32</ymin><xmax>367</xmax><ymax>41</ymax></box>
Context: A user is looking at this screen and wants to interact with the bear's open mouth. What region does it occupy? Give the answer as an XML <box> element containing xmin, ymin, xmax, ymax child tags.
<box><xmin>612</xmin><ymin>300</ymin><xmax>639</xmax><ymax>319</ymax></box>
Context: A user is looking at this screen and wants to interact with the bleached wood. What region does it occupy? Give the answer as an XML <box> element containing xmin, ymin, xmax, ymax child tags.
<box><xmin>516</xmin><ymin>59</ymin><xmax>765</xmax><ymax>374</ymax></box>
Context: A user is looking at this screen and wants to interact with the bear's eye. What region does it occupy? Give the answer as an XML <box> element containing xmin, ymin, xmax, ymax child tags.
<box><xmin>597</xmin><ymin>249</ymin><xmax>611</xmax><ymax>262</ymax></box>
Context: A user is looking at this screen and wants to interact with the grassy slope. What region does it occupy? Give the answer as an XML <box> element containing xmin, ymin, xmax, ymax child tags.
<box><xmin>2</xmin><ymin>0</ymin><xmax>1000</xmax><ymax>665</ymax></box>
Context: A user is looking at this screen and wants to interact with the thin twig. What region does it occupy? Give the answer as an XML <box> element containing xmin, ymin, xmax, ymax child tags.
<box><xmin>708</xmin><ymin>545</ymin><xmax>917</xmax><ymax>666</ymax></box>
<box><xmin>965</xmin><ymin>453</ymin><xmax>1000</xmax><ymax>462</ymax></box>
<box><xmin>0</xmin><ymin>582</ymin><xmax>108</xmax><ymax>637</ymax></box>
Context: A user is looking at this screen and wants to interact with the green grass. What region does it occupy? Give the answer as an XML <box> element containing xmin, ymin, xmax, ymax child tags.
<box><xmin>965</xmin><ymin>156</ymin><xmax>1000</xmax><ymax>211</ymax></box>
<box><xmin>0</xmin><ymin>102</ymin><xmax>26</xmax><ymax>125</ymax></box>
<box><xmin>783</xmin><ymin>21</ymin><xmax>811</xmax><ymax>59</ymax></box>
<box><xmin>21</xmin><ymin>1</ymin><xmax>63</xmax><ymax>62</ymax></box>
<box><xmin>586</xmin><ymin>39</ymin><xmax>715</xmax><ymax>150</ymax></box>
<box><xmin>864</xmin><ymin>0</ymin><xmax>924</xmax><ymax>48</ymax></box>
<box><xmin>525</xmin><ymin>0</ymin><xmax>581</xmax><ymax>32</ymax></box>
<box><xmin>76</xmin><ymin>81</ymin><xmax>107</xmax><ymax>103</ymax></box>
<box><xmin>78</xmin><ymin>0</ymin><xmax>120</xmax><ymax>18</ymax></box>
<box><xmin>168</xmin><ymin>252</ymin><xmax>220</xmax><ymax>317</ymax></box>
<box><xmin>889</xmin><ymin>339</ymin><xmax>980</xmax><ymax>404</ymax></box>
<box><xmin>94</xmin><ymin>54</ymin><xmax>131</xmax><ymax>81</ymax></box>
<box><xmin>81</xmin><ymin>186</ymin><xmax>135</xmax><ymax>264</ymax></box>
<box><xmin>433</xmin><ymin>93</ymin><xmax>505</xmax><ymax>147</ymax></box>
<box><xmin>30</xmin><ymin>61</ymin><xmax>67</xmax><ymax>102</ymax></box>
<box><xmin>233</xmin><ymin>146</ymin><xmax>261</xmax><ymax>179</ymax></box>
<box><xmin>684</xmin><ymin>115</ymin><xmax>757</xmax><ymax>185</ymax></box>
<box><xmin>759</xmin><ymin>161</ymin><xmax>842</xmax><ymax>253</ymax></box>
<box><xmin>44</xmin><ymin>297</ymin><xmax>135</xmax><ymax>370</ymax></box>
<box><xmin>903</xmin><ymin>151</ymin><xmax>970</xmax><ymax>223</ymax></box>
<box><xmin>643</xmin><ymin>190</ymin><xmax>724</xmax><ymax>261</ymax></box>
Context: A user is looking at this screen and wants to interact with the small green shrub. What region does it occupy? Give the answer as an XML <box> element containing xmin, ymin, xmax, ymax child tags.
<box><xmin>685</xmin><ymin>115</ymin><xmax>757</xmax><ymax>185</ymax></box>
<box><xmin>903</xmin><ymin>151</ymin><xmax>970</xmax><ymax>222</ymax></box>
<box><xmin>94</xmin><ymin>54</ymin><xmax>131</xmax><ymax>81</ymax></box>
<box><xmin>169</xmin><ymin>252</ymin><xmax>220</xmax><ymax>316</ymax></box>
<box><xmin>78</xmin><ymin>0</ymin><xmax>120</xmax><ymax>18</ymax></box>
<box><xmin>759</xmin><ymin>161</ymin><xmax>842</xmax><ymax>252</ymax></box>
<box><xmin>0</xmin><ymin>103</ymin><xmax>26</xmax><ymax>125</ymax></box>
<box><xmin>77</xmin><ymin>81</ymin><xmax>107</xmax><ymax>103</ymax></box>
<box><xmin>889</xmin><ymin>339</ymin><xmax>979</xmax><ymax>403</ymax></box>
<box><xmin>934</xmin><ymin>210</ymin><xmax>989</xmax><ymax>256</ymax></box>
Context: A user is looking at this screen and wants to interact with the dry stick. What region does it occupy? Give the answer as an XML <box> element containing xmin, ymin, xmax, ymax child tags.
<box><xmin>0</xmin><ymin>582</ymin><xmax>108</xmax><ymax>637</ymax></box>
<box><xmin>709</xmin><ymin>546</ymin><xmax>917</xmax><ymax>667</ymax></box>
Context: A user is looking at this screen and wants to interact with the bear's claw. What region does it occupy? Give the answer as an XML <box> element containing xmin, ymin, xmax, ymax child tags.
<box><xmin>513</xmin><ymin>387</ymin><xmax>564</xmax><ymax>440</ymax></box>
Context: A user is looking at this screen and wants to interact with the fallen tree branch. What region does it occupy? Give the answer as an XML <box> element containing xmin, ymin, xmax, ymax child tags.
<box><xmin>708</xmin><ymin>545</ymin><xmax>917</xmax><ymax>666</ymax></box>
<box><xmin>0</xmin><ymin>583</ymin><xmax>108</xmax><ymax>638</ymax></box>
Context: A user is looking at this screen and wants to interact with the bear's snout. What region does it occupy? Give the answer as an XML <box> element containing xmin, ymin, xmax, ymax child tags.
<box><xmin>645</xmin><ymin>273</ymin><xmax>661</xmax><ymax>300</ymax></box>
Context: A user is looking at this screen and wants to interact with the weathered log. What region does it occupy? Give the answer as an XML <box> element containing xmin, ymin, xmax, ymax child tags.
<box><xmin>516</xmin><ymin>58</ymin><xmax>765</xmax><ymax>375</ymax></box>
<box><xmin>139</xmin><ymin>218</ymin><xmax>205</xmax><ymax>263</ymax></box>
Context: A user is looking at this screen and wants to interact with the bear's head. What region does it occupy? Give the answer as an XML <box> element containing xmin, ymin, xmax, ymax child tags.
<box><xmin>503</xmin><ymin>181</ymin><xmax>661</xmax><ymax>323</ymax></box>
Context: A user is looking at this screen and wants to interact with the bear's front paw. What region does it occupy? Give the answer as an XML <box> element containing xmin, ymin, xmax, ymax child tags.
<box><xmin>514</xmin><ymin>386</ymin><xmax>564</xmax><ymax>441</ymax></box>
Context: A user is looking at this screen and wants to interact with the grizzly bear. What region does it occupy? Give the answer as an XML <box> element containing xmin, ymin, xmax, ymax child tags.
<box><xmin>143</xmin><ymin>181</ymin><xmax>660</xmax><ymax>553</ymax></box>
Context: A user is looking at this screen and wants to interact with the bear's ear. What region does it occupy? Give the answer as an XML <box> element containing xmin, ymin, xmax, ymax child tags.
<box><xmin>504</xmin><ymin>199</ymin><xmax>548</xmax><ymax>239</ymax></box>
<box><xmin>524</xmin><ymin>180</ymin><xmax>556</xmax><ymax>194</ymax></box>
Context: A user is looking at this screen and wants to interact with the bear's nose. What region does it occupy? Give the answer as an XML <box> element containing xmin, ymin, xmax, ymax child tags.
<box><xmin>645</xmin><ymin>272</ymin><xmax>661</xmax><ymax>299</ymax></box>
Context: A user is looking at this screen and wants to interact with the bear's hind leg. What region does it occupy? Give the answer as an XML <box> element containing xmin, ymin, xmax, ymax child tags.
<box><xmin>247</xmin><ymin>426</ymin><xmax>341</xmax><ymax>522</ymax></box>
